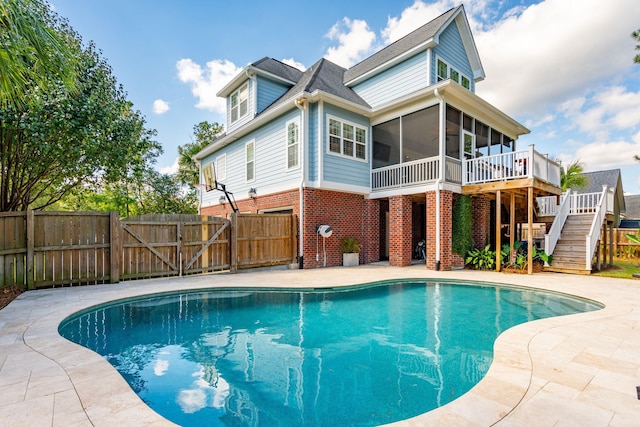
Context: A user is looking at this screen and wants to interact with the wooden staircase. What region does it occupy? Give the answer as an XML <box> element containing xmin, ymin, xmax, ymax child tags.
<box><xmin>545</xmin><ymin>214</ymin><xmax>595</xmax><ymax>274</ymax></box>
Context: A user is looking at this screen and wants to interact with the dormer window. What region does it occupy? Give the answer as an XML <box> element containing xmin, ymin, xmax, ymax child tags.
<box><xmin>436</xmin><ymin>57</ymin><xmax>471</xmax><ymax>90</ymax></box>
<box><xmin>230</xmin><ymin>83</ymin><xmax>248</xmax><ymax>124</ymax></box>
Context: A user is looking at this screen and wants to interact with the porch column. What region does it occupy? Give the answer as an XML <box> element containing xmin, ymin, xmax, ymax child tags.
<box><xmin>527</xmin><ymin>187</ymin><xmax>533</xmax><ymax>274</ymax></box>
<box><xmin>426</xmin><ymin>190</ymin><xmax>456</xmax><ymax>270</ymax></box>
<box><xmin>496</xmin><ymin>190</ymin><xmax>502</xmax><ymax>272</ymax></box>
<box><xmin>389</xmin><ymin>195</ymin><xmax>412</xmax><ymax>266</ymax></box>
<box><xmin>362</xmin><ymin>199</ymin><xmax>380</xmax><ymax>264</ymax></box>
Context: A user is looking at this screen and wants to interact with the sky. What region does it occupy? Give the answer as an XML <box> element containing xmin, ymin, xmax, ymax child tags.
<box><xmin>50</xmin><ymin>0</ymin><xmax>640</xmax><ymax>194</ymax></box>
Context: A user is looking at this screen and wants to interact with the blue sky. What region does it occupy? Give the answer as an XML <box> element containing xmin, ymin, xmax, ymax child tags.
<box><xmin>51</xmin><ymin>0</ymin><xmax>640</xmax><ymax>194</ymax></box>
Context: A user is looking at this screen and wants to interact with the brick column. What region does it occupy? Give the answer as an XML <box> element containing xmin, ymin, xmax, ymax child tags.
<box><xmin>472</xmin><ymin>196</ymin><xmax>491</xmax><ymax>248</ymax></box>
<box><xmin>426</xmin><ymin>190</ymin><xmax>456</xmax><ymax>271</ymax></box>
<box><xmin>362</xmin><ymin>199</ymin><xmax>380</xmax><ymax>264</ymax></box>
<box><xmin>389</xmin><ymin>195</ymin><xmax>412</xmax><ymax>266</ymax></box>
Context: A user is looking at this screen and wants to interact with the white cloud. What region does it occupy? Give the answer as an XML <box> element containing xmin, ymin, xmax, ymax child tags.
<box><xmin>382</xmin><ymin>0</ymin><xmax>452</xmax><ymax>44</ymax></box>
<box><xmin>324</xmin><ymin>17</ymin><xmax>376</xmax><ymax>68</ymax></box>
<box><xmin>475</xmin><ymin>0</ymin><xmax>639</xmax><ymax>117</ymax></box>
<box><xmin>152</xmin><ymin>99</ymin><xmax>170</xmax><ymax>115</ymax></box>
<box><xmin>177</xmin><ymin>58</ymin><xmax>242</xmax><ymax>113</ymax></box>
<box><xmin>153</xmin><ymin>359</ymin><xmax>169</xmax><ymax>376</ymax></box>
<box><xmin>574</xmin><ymin>139</ymin><xmax>640</xmax><ymax>170</ymax></box>
<box><xmin>159</xmin><ymin>157</ymin><xmax>179</xmax><ymax>175</ymax></box>
<box><xmin>281</xmin><ymin>58</ymin><xmax>306</xmax><ymax>71</ymax></box>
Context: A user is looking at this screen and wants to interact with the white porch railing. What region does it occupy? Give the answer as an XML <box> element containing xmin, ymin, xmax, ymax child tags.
<box><xmin>370</xmin><ymin>145</ymin><xmax>560</xmax><ymax>192</ymax></box>
<box><xmin>371</xmin><ymin>156</ymin><xmax>440</xmax><ymax>190</ymax></box>
<box><xmin>585</xmin><ymin>186</ymin><xmax>609</xmax><ymax>270</ymax></box>
<box><xmin>544</xmin><ymin>190</ymin><xmax>571</xmax><ymax>259</ymax></box>
<box><xmin>536</xmin><ymin>195</ymin><xmax>558</xmax><ymax>216</ymax></box>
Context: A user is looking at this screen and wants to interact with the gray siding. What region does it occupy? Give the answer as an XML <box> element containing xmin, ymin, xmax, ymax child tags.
<box><xmin>256</xmin><ymin>76</ymin><xmax>290</xmax><ymax>113</ymax></box>
<box><xmin>201</xmin><ymin>108</ymin><xmax>302</xmax><ymax>207</ymax></box>
<box><xmin>432</xmin><ymin>23</ymin><xmax>474</xmax><ymax>91</ymax></box>
<box><xmin>321</xmin><ymin>104</ymin><xmax>370</xmax><ymax>189</ymax></box>
<box><xmin>351</xmin><ymin>52</ymin><xmax>428</xmax><ymax>109</ymax></box>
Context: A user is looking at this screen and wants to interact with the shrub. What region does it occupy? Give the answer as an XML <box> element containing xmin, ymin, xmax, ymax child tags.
<box><xmin>465</xmin><ymin>245</ymin><xmax>496</xmax><ymax>270</ymax></box>
<box><xmin>340</xmin><ymin>236</ymin><xmax>361</xmax><ymax>253</ymax></box>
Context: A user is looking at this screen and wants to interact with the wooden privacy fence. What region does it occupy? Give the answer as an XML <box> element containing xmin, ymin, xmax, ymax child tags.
<box><xmin>607</xmin><ymin>228</ymin><xmax>640</xmax><ymax>258</ymax></box>
<box><xmin>0</xmin><ymin>211</ymin><xmax>297</xmax><ymax>290</ymax></box>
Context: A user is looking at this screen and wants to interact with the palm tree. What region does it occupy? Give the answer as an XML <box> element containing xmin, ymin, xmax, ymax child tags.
<box><xmin>560</xmin><ymin>160</ymin><xmax>588</xmax><ymax>191</ymax></box>
<box><xmin>0</xmin><ymin>0</ymin><xmax>78</xmax><ymax>107</ymax></box>
<box><xmin>633</xmin><ymin>28</ymin><xmax>640</xmax><ymax>64</ymax></box>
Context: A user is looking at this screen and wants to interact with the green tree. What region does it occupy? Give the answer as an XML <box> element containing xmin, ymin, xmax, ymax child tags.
<box><xmin>0</xmin><ymin>12</ymin><xmax>161</xmax><ymax>211</ymax></box>
<box><xmin>0</xmin><ymin>0</ymin><xmax>78</xmax><ymax>108</ymax></box>
<box><xmin>560</xmin><ymin>160</ymin><xmax>588</xmax><ymax>191</ymax></box>
<box><xmin>176</xmin><ymin>121</ymin><xmax>224</xmax><ymax>187</ymax></box>
<box><xmin>136</xmin><ymin>170</ymin><xmax>197</xmax><ymax>215</ymax></box>
<box><xmin>633</xmin><ymin>28</ymin><xmax>640</xmax><ymax>64</ymax></box>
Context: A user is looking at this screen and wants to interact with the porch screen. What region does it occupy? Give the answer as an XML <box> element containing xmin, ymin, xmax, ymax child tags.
<box><xmin>373</xmin><ymin>118</ymin><xmax>400</xmax><ymax>169</ymax></box>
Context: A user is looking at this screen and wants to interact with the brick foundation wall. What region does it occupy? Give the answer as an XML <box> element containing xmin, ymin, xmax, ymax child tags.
<box><xmin>302</xmin><ymin>188</ymin><xmax>375</xmax><ymax>269</ymax></box>
<box><xmin>389</xmin><ymin>195</ymin><xmax>412</xmax><ymax>266</ymax></box>
<box><xmin>471</xmin><ymin>196</ymin><xmax>491</xmax><ymax>249</ymax></box>
<box><xmin>200</xmin><ymin>189</ymin><xmax>300</xmax><ymax>217</ymax></box>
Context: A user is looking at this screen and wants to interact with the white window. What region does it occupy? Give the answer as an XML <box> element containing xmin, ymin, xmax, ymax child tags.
<box><xmin>286</xmin><ymin>119</ymin><xmax>299</xmax><ymax>170</ymax></box>
<box><xmin>216</xmin><ymin>154</ymin><xmax>226</xmax><ymax>181</ymax></box>
<box><xmin>230</xmin><ymin>83</ymin><xmax>248</xmax><ymax>124</ymax></box>
<box><xmin>327</xmin><ymin>116</ymin><xmax>367</xmax><ymax>161</ymax></box>
<box><xmin>463</xmin><ymin>131</ymin><xmax>475</xmax><ymax>159</ymax></box>
<box><xmin>436</xmin><ymin>56</ymin><xmax>471</xmax><ymax>90</ymax></box>
<box><xmin>245</xmin><ymin>141</ymin><xmax>255</xmax><ymax>182</ymax></box>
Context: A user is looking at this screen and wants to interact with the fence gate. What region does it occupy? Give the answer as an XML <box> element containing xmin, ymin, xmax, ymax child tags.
<box><xmin>121</xmin><ymin>214</ymin><xmax>230</xmax><ymax>280</ymax></box>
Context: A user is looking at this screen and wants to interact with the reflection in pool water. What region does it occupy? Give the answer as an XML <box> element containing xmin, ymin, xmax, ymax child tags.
<box><xmin>59</xmin><ymin>281</ymin><xmax>600</xmax><ymax>426</ymax></box>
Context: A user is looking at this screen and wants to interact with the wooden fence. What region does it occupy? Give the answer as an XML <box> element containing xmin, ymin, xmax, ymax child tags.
<box><xmin>0</xmin><ymin>211</ymin><xmax>297</xmax><ymax>289</ymax></box>
<box><xmin>608</xmin><ymin>228</ymin><xmax>640</xmax><ymax>258</ymax></box>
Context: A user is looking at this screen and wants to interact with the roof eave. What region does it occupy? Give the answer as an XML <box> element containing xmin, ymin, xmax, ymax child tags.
<box><xmin>344</xmin><ymin>39</ymin><xmax>437</xmax><ymax>87</ymax></box>
<box><xmin>195</xmin><ymin>92</ymin><xmax>308</xmax><ymax>160</ymax></box>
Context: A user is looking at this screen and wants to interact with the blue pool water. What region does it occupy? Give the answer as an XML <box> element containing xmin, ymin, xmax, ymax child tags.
<box><xmin>59</xmin><ymin>280</ymin><xmax>600</xmax><ymax>426</ymax></box>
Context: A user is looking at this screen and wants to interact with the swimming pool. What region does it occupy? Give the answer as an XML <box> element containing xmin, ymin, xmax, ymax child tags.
<box><xmin>58</xmin><ymin>280</ymin><xmax>601</xmax><ymax>426</ymax></box>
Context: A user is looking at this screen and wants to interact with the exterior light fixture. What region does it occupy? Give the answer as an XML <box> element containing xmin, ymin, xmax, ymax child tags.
<box><xmin>219</xmin><ymin>195</ymin><xmax>226</xmax><ymax>205</ymax></box>
<box><xmin>248</xmin><ymin>188</ymin><xmax>257</xmax><ymax>199</ymax></box>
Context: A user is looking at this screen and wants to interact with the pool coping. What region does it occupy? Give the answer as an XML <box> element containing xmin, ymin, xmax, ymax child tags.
<box><xmin>1</xmin><ymin>266</ymin><xmax>639</xmax><ymax>426</ymax></box>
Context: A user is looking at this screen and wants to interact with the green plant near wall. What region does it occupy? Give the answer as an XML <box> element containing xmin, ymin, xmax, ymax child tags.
<box><xmin>465</xmin><ymin>245</ymin><xmax>496</xmax><ymax>270</ymax></box>
<box><xmin>452</xmin><ymin>195</ymin><xmax>474</xmax><ymax>258</ymax></box>
<box><xmin>625</xmin><ymin>222</ymin><xmax>640</xmax><ymax>244</ymax></box>
<box><xmin>340</xmin><ymin>236</ymin><xmax>362</xmax><ymax>253</ymax></box>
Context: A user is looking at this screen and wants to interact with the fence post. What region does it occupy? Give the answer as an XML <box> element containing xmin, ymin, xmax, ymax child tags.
<box><xmin>26</xmin><ymin>210</ymin><xmax>34</xmax><ymax>290</ymax></box>
<box><xmin>230</xmin><ymin>212</ymin><xmax>237</xmax><ymax>273</ymax></box>
<box><xmin>110</xmin><ymin>212</ymin><xmax>120</xmax><ymax>283</ymax></box>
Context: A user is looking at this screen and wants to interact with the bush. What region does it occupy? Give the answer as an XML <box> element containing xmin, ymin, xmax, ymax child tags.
<box><xmin>340</xmin><ymin>237</ymin><xmax>361</xmax><ymax>253</ymax></box>
<box><xmin>452</xmin><ymin>195</ymin><xmax>474</xmax><ymax>258</ymax></box>
<box><xmin>465</xmin><ymin>245</ymin><xmax>496</xmax><ymax>270</ymax></box>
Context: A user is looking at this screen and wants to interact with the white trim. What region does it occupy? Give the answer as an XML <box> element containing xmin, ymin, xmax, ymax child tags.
<box><xmin>316</xmin><ymin>180</ymin><xmax>370</xmax><ymax>195</ymax></box>
<box><xmin>245</xmin><ymin>139</ymin><xmax>255</xmax><ymax>183</ymax></box>
<box><xmin>367</xmin><ymin>182</ymin><xmax>461</xmax><ymax>199</ymax></box>
<box><xmin>285</xmin><ymin>118</ymin><xmax>301</xmax><ymax>171</ymax></box>
<box><xmin>325</xmin><ymin>114</ymin><xmax>368</xmax><ymax>163</ymax></box>
<box><xmin>259</xmin><ymin>206</ymin><xmax>295</xmax><ymax>214</ymax></box>
<box><xmin>318</xmin><ymin>101</ymin><xmax>324</xmax><ymax>187</ymax></box>
<box><xmin>230</xmin><ymin>83</ymin><xmax>249</xmax><ymax>125</ymax></box>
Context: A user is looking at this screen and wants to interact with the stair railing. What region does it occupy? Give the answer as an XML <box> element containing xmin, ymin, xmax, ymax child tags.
<box><xmin>585</xmin><ymin>185</ymin><xmax>609</xmax><ymax>270</ymax></box>
<box><xmin>544</xmin><ymin>190</ymin><xmax>571</xmax><ymax>263</ymax></box>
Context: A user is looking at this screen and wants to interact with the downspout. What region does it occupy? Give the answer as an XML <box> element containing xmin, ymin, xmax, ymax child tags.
<box><xmin>295</xmin><ymin>97</ymin><xmax>307</xmax><ymax>268</ymax></box>
<box><xmin>434</xmin><ymin>88</ymin><xmax>446</xmax><ymax>271</ymax></box>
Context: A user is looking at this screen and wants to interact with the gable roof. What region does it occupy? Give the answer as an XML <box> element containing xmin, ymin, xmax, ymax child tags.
<box><xmin>579</xmin><ymin>169</ymin><xmax>622</xmax><ymax>194</ymax></box>
<box><xmin>343</xmin><ymin>5</ymin><xmax>483</xmax><ymax>86</ymax></box>
<box><xmin>217</xmin><ymin>57</ymin><xmax>303</xmax><ymax>97</ymax></box>
<box><xmin>623</xmin><ymin>195</ymin><xmax>640</xmax><ymax>219</ymax></box>
<box><xmin>264</xmin><ymin>58</ymin><xmax>370</xmax><ymax>114</ymax></box>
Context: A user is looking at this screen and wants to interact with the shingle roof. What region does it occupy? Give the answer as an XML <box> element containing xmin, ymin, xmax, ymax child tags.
<box><xmin>251</xmin><ymin>57</ymin><xmax>303</xmax><ymax>83</ymax></box>
<box><xmin>624</xmin><ymin>195</ymin><xmax>640</xmax><ymax>219</ymax></box>
<box><xmin>261</xmin><ymin>58</ymin><xmax>370</xmax><ymax>114</ymax></box>
<box><xmin>579</xmin><ymin>169</ymin><xmax>622</xmax><ymax>194</ymax></box>
<box><xmin>343</xmin><ymin>6</ymin><xmax>461</xmax><ymax>84</ymax></box>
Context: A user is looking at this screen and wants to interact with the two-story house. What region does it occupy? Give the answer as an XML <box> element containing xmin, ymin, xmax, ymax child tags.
<box><xmin>196</xmin><ymin>5</ymin><xmax>565</xmax><ymax>271</ymax></box>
